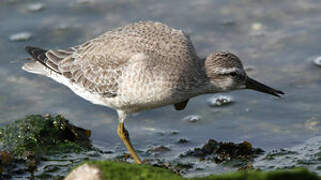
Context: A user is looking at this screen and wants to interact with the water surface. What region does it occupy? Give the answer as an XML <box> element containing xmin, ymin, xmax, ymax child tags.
<box><xmin>1</xmin><ymin>0</ymin><xmax>321</xmax><ymax>177</ymax></box>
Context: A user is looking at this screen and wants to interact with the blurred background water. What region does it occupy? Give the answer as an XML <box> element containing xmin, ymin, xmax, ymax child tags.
<box><xmin>1</xmin><ymin>0</ymin><xmax>321</xmax><ymax>176</ymax></box>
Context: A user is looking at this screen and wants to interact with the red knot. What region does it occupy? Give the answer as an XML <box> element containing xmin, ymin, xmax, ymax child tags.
<box><xmin>23</xmin><ymin>21</ymin><xmax>284</xmax><ymax>164</ymax></box>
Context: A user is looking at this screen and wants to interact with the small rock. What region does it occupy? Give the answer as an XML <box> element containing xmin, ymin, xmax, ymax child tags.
<box><xmin>155</xmin><ymin>131</ymin><xmax>166</xmax><ymax>136</ymax></box>
<box><xmin>9</xmin><ymin>32</ymin><xmax>32</xmax><ymax>41</ymax></box>
<box><xmin>65</xmin><ymin>163</ymin><xmax>102</xmax><ymax>180</ymax></box>
<box><xmin>27</xmin><ymin>3</ymin><xmax>44</xmax><ymax>12</ymax></box>
<box><xmin>208</xmin><ymin>95</ymin><xmax>233</xmax><ymax>107</ymax></box>
<box><xmin>183</xmin><ymin>115</ymin><xmax>201</xmax><ymax>123</ymax></box>
<box><xmin>170</xmin><ymin>130</ymin><xmax>179</xmax><ymax>135</ymax></box>
<box><xmin>251</xmin><ymin>22</ymin><xmax>263</xmax><ymax>31</ymax></box>
<box><xmin>0</xmin><ymin>151</ymin><xmax>14</xmax><ymax>165</ymax></box>
<box><xmin>147</xmin><ymin>145</ymin><xmax>171</xmax><ymax>153</ymax></box>
<box><xmin>313</xmin><ymin>56</ymin><xmax>321</xmax><ymax>67</ymax></box>
<box><xmin>181</xmin><ymin>139</ymin><xmax>264</xmax><ymax>165</ymax></box>
<box><xmin>177</xmin><ymin>138</ymin><xmax>189</xmax><ymax>144</ymax></box>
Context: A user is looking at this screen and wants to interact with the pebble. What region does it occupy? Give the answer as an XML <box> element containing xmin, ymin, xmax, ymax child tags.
<box><xmin>208</xmin><ymin>95</ymin><xmax>234</xmax><ymax>107</ymax></box>
<box><xmin>27</xmin><ymin>3</ymin><xmax>44</xmax><ymax>12</ymax></box>
<box><xmin>170</xmin><ymin>130</ymin><xmax>179</xmax><ymax>135</ymax></box>
<box><xmin>183</xmin><ymin>115</ymin><xmax>201</xmax><ymax>123</ymax></box>
<box><xmin>9</xmin><ymin>32</ymin><xmax>32</xmax><ymax>41</ymax></box>
<box><xmin>251</xmin><ymin>22</ymin><xmax>263</xmax><ymax>31</ymax></box>
<box><xmin>147</xmin><ymin>145</ymin><xmax>170</xmax><ymax>153</ymax></box>
<box><xmin>313</xmin><ymin>56</ymin><xmax>321</xmax><ymax>67</ymax></box>
<box><xmin>65</xmin><ymin>163</ymin><xmax>101</xmax><ymax>180</ymax></box>
<box><xmin>177</xmin><ymin>138</ymin><xmax>189</xmax><ymax>144</ymax></box>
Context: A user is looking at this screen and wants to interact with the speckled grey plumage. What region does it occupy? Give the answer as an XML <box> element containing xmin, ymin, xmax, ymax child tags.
<box><xmin>23</xmin><ymin>21</ymin><xmax>246</xmax><ymax>117</ymax></box>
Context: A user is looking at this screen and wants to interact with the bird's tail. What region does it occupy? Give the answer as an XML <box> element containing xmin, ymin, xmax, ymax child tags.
<box><xmin>25</xmin><ymin>46</ymin><xmax>48</xmax><ymax>65</ymax></box>
<box><xmin>23</xmin><ymin>46</ymin><xmax>51</xmax><ymax>75</ymax></box>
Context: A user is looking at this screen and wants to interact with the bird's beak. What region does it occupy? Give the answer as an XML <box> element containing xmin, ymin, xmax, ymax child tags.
<box><xmin>245</xmin><ymin>76</ymin><xmax>284</xmax><ymax>97</ymax></box>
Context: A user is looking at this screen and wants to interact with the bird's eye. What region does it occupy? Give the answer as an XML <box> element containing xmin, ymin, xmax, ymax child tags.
<box><xmin>229</xmin><ymin>72</ymin><xmax>237</xmax><ymax>77</ymax></box>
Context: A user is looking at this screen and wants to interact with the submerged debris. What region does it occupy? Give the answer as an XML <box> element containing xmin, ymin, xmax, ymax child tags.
<box><xmin>143</xmin><ymin>159</ymin><xmax>194</xmax><ymax>175</ymax></box>
<box><xmin>180</xmin><ymin>139</ymin><xmax>264</xmax><ymax>167</ymax></box>
<box><xmin>177</xmin><ymin>138</ymin><xmax>189</xmax><ymax>144</ymax></box>
<box><xmin>207</xmin><ymin>95</ymin><xmax>234</xmax><ymax>107</ymax></box>
<box><xmin>0</xmin><ymin>151</ymin><xmax>14</xmax><ymax>179</ymax></box>
<box><xmin>0</xmin><ymin>114</ymin><xmax>93</xmax><ymax>179</ymax></box>
<box><xmin>9</xmin><ymin>32</ymin><xmax>32</xmax><ymax>41</ymax></box>
<box><xmin>170</xmin><ymin>130</ymin><xmax>180</xmax><ymax>135</ymax></box>
<box><xmin>146</xmin><ymin>145</ymin><xmax>171</xmax><ymax>156</ymax></box>
<box><xmin>254</xmin><ymin>136</ymin><xmax>321</xmax><ymax>174</ymax></box>
<box><xmin>262</xmin><ymin>149</ymin><xmax>298</xmax><ymax>161</ymax></box>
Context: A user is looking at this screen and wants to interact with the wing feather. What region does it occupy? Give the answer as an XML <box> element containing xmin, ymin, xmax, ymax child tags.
<box><xmin>45</xmin><ymin>42</ymin><xmax>125</xmax><ymax>97</ymax></box>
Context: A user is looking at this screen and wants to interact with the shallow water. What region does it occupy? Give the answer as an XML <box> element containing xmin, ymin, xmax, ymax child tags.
<box><xmin>1</xmin><ymin>0</ymin><xmax>321</xmax><ymax>177</ymax></box>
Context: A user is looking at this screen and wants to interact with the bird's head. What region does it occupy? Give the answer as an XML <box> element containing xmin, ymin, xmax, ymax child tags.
<box><xmin>204</xmin><ymin>51</ymin><xmax>284</xmax><ymax>97</ymax></box>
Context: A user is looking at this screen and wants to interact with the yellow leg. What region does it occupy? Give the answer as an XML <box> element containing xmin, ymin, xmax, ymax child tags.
<box><xmin>117</xmin><ymin>122</ymin><xmax>142</xmax><ymax>164</ymax></box>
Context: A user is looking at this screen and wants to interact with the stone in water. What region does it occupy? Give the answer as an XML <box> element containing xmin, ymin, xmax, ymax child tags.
<box><xmin>313</xmin><ymin>56</ymin><xmax>321</xmax><ymax>67</ymax></box>
<box><xmin>208</xmin><ymin>95</ymin><xmax>233</xmax><ymax>107</ymax></box>
<box><xmin>183</xmin><ymin>115</ymin><xmax>201</xmax><ymax>123</ymax></box>
<box><xmin>27</xmin><ymin>3</ymin><xmax>44</xmax><ymax>12</ymax></box>
<box><xmin>9</xmin><ymin>32</ymin><xmax>32</xmax><ymax>41</ymax></box>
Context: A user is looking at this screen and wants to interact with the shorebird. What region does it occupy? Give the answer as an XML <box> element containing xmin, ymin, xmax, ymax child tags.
<box><xmin>23</xmin><ymin>21</ymin><xmax>284</xmax><ymax>164</ymax></box>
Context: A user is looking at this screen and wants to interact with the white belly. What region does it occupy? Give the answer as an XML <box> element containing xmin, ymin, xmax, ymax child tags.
<box><xmin>48</xmin><ymin>70</ymin><xmax>189</xmax><ymax>113</ymax></box>
<box><xmin>48</xmin><ymin>72</ymin><xmax>111</xmax><ymax>107</ymax></box>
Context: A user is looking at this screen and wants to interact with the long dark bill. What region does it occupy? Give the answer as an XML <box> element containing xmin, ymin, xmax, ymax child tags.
<box><xmin>245</xmin><ymin>77</ymin><xmax>284</xmax><ymax>97</ymax></box>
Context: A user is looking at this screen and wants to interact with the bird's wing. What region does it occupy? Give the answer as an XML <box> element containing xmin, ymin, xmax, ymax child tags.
<box><xmin>46</xmin><ymin>41</ymin><xmax>129</xmax><ymax>97</ymax></box>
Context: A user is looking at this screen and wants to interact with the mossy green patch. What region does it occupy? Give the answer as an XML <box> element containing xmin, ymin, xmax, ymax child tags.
<box><xmin>86</xmin><ymin>161</ymin><xmax>184</xmax><ymax>180</ymax></box>
<box><xmin>0</xmin><ymin>114</ymin><xmax>94</xmax><ymax>179</ymax></box>
<box><xmin>0</xmin><ymin>114</ymin><xmax>92</xmax><ymax>157</ymax></box>
<box><xmin>78</xmin><ymin>161</ymin><xmax>320</xmax><ymax>180</ymax></box>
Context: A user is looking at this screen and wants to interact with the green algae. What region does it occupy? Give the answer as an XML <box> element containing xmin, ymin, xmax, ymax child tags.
<box><xmin>0</xmin><ymin>114</ymin><xmax>94</xmax><ymax>179</ymax></box>
<box><xmin>0</xmin><ymin>114</ymin><xmax>92</xmax><ymax>157</ymax></box>
<box><xmin>88</xmin><ymin>161</ymin><xmax>184</xmax><ymax>180</ymax></box>
<box><xmin>73</xmin><ymin>161</ymin><xmax>320</xmax><ymax>180</ymax></box>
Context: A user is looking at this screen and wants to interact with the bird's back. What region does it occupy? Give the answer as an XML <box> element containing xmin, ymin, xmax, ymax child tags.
<box><xmin>24</xmin><ymin>21</ymin><xmax>205</xmax><ymax>112</ymax></box>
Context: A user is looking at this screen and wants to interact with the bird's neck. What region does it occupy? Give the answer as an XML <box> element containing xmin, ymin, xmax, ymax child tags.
<box><xmin>194</xmin><ymin>78</ymin><xmax>219</xmax><ymax>95</ymax></box>
<box><xmin>190</xmin><ymin>58</ymin><xmax>220</xmax><ymax>96</ymax></box>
